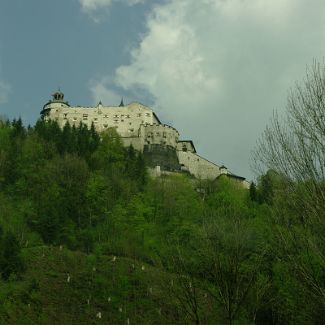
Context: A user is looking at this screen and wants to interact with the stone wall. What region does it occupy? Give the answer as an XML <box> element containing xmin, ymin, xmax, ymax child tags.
<box><xmin>177</xmin><ymin>141</ymin><xmax>196</xmax><ymax>153</ymax></box>
<box><xmin>141</xmin><ymin>124</ymin><xmax>179</xmax><ymax>148</ymax></box>
<box><xmin>177</xmin><ymin>151</ymin><xmax>221</xmax><ymax>180</ymax></box>
<box><xmin>121</xmin><ymin>136</ymin><xmax>144</xmax><ymax>152</ymax></box>
<box><xmin>42</xmin><ymin>102</ymin><xmax>159</xmax><ymax>138</ymax></box>
<box><xmin>143</xmin><ymin>144</ymin><xmax>181</xmax><ymax>171</ymax></box>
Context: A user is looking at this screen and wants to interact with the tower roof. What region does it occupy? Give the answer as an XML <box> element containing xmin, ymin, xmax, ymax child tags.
<box><xmin>51</xmin><ymin>89</ymin><xmax>65</xmax><ymax>102</ymax></box>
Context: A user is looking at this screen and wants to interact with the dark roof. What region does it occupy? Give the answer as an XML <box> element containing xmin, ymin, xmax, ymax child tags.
<box><xmin>217</xmin><ymin>173</ymin><xmax>246</xmax><ymax>181</ymax></box>
<box><xmin>153</xmin><ymin>112</ymin><xmax>161</xmax><ymax>124</ymax></box>
<box><xmin>41</xmin><ymin>100</ymin><xmax>70</xmax><ymax>112</ymax></box>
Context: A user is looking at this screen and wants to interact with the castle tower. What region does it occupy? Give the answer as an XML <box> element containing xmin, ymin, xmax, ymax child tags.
<box><xmin>41</xmin><ymin>89</ymin><xmax>70</xmax><ymax>119</ymax></box>
<box><xmin>51</xmin><ymin>89</ymin><xmax>65</xmax><ymax>102</ymax></box>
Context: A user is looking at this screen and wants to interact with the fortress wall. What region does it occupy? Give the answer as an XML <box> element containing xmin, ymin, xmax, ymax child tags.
<box><xmin>44</xmin><ymin>103</ymin><xmax>156</xmax><ymax>137</ymax></box>
<box><xmin>141</xmin><ymin>124</ymin><xmax>179</xmax><ymax>148</ymax></box>
<box><xmin>177</xmin><ymin>141</ymin><xmax>195</xmax><ymax>153</ymax></box>
<box><xmin>143</xmin><ymin>144</ymin><xmax>181</xmax><ymax>171</ymax></box>
<box><xmin>121</xmin><ymin>137</ymin><xmax>144</xmax><ymax>152</ymax></box>
<box><xmin>177</xmin><ymin>151</ymin><xmax>221</xmax><ymax>180</ymax></box>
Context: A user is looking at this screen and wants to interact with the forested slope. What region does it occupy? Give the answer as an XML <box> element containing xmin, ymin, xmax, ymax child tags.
<box><xmin>0</xmin><ymin>118</ymin><xmax>324</xmax><ymax>324</ymax></box>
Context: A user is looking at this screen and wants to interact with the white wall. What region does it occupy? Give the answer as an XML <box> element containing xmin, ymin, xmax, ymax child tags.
<box><xmin>44</xmin><ymin>102</ymin><xmax>158</xmax><ymax>138</ymax></box>
<box><xmin>177</xmin><ymin>151</ymin><xmax>221</xmax><ymax>180</ymax></box>
<box><xmin>141</xmin><ymin>124</ymin><xmax>179</xmax><ymax>148</ymax></box>
<box><xmin>177</xmin><ymin>141</ymin><xmax>195</xmax><ymax>153</ymax></box>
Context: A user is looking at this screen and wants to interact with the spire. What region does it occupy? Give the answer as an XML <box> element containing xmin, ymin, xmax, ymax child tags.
<box><xmin>119</xmin><ymin>97</ymin><xmax>124</xmax><ymax>107</ymax></box>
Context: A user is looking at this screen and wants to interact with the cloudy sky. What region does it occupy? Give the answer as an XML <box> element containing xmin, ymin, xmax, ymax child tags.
<box><xmin>0</xmin><ymin>0</ymin><xmax>324</xmax><ymax>179</ymax></box>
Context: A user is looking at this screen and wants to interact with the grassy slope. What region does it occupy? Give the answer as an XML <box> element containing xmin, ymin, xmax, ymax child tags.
<box><xmin>0</xmin><ymin>246</ymin><xmax>184</xmax><ymax>325</ymax></box>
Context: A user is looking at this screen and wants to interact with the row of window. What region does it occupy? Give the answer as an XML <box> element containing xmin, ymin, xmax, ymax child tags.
<box><xmin>57</xmin><ymin>109</ymin><xmax>151</xmax><ymax>118</ymax></box>
<box><xmin>146</xmin><ymin>140</ymin><xmax>168</xmax><ymax>145</ymax></box>
<box><xmin>64</xmin><ymin>119</ymin><xmax>135</xmax><ymax>132</ymax></box>
<box><xmin>80</xmin><ymin>113</ymin><xmax>151</xmax><ymax>118</ymax></box>
<box><xmin>64</xmin><ymin>114</ymin><xmax>136</xmax><ymax>126</ymax></box>
<box><xmin>63</xmin><ymin>113</ymin><xmax>150</xmax><ymax>121</ymax></box>
<box><xmin>147</xmin><ymin>132</ymin><xmax>170</xmax><ymax>138</ymax></box>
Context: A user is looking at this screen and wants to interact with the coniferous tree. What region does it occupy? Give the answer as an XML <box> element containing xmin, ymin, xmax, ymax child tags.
<box><xmin>249</xmin><ymin>181</ymin><xmax>258</xmax><ymax>202</ymax></box>
<box><xmin>11</xmin><ymin>117</ymin><xmax>26</xmax><ymax>139</ymax></box>
<box><xmin>0</xmin><ymin>231</ymin><xmax>24</xmax><ymax>280</ymax></box>
<box><xmin>257</xmin><ymin>171</ymin><xmax>274</xmax><ymax>204</ymax></box>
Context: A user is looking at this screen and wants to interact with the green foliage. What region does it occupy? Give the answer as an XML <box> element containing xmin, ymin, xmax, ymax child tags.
<box><xmin>0</xmin><ymin>117</ymin><xmax>323</xmax><ymax>323</ymax></box>
<box><xmin>249</xmin><ymin>181</ymin><xmax>258</xmax><ymax>202</ymax></box>
<box><xmin>0</xmin><ymin>231</ymin><xmax>25</xmax><ymax>280</ymax></box>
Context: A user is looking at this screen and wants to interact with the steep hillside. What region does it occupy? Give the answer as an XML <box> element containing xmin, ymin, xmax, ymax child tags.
<box><xmin>1</xmin><ymin>246</ymin><xmax>189</xmax><ymax>324</ymax></box>
<box><xmin>1</xmin><ymin>118</ymin><xmax>324</xmax><ymax>324</ymax></box>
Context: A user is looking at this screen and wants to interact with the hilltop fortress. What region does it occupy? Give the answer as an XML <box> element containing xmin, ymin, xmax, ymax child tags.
<box><xmin>41</xmin><ymin>91</ymin><xmax>249</xmax><ymax>188</ymax></box>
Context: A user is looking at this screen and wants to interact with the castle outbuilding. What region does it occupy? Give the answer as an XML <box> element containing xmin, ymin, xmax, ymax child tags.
<box><xmin>41</xmin><ymin>91</ymin><xmax>249</xmax><ymax>188</ymax></box>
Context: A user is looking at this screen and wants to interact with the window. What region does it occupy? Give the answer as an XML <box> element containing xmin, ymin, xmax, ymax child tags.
<box><xmin>146</xmin><ymin>113</ymin><xmax>150</xmax><ymax>117</ymax></box>
<box><xmin>137</xmin><ymin>113</ymin><xmax>142</xmax><ymax>117</ymax></box>
<box><xmin>104</xmin><ymin>114</ymin><xmax>108</xmax><ymax>118</ymax></box>
<box><xmin>114</xmin><ymin>114</ymin><xmax>119</xmax><ymax>118</ymax></box>
<box><xmin>103</xmin><ymin>124</ymin><xmax>108</xmax><ymax>128</ymax></box>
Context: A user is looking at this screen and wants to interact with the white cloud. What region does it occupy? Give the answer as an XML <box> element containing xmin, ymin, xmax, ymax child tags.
<box><xmin>0</xmin><ymin>80</ymin><xmax>11</xmax><ymax>105</ymax></box>
<box><xmin>79</xmin><ymin>0</ymin><xmax>144</xmax><ymax>14</ymax></box>
<box><xmin>92</xmin><ymin>0</ymin><xmax>325</xmax><ymax>178</ymax></box>
<box><xmin>89</xmin><ymin>79</ymin><xmax>122</xmax><ymax>105</ymax></box>
<box><xmin>80</xmin><ymin>0</ymin><xmax>113</xmax><ymax>12</ymax></box>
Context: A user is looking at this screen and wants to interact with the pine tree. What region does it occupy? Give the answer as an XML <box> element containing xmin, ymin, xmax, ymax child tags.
<box><xmin>249</xmin><ymin>182</ymin><xmax>258</xmax><ymax>202</ymax></box>
<box><xmin>0</xmin><ymin>232</ymin><xmax>24</xmax><ymax>280</ymax></box>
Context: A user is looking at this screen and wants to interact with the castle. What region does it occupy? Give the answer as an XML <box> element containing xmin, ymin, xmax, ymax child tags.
<box><xmin>41</xmin><ymin>90</ymin><xmax>249</xmax><ymax>188</ymax></box>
